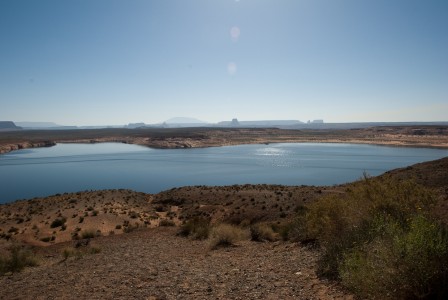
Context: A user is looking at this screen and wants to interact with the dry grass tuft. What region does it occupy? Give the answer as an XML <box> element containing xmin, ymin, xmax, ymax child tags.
<box><xmin>208</xmin><ymin>223</ymin><xmax>249</xmax><ymax>250</ymax></box>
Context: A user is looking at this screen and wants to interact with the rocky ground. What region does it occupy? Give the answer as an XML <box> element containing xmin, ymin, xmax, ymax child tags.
<box><xmin>0</xmin><ymin>227</ymin><xmax>351</xmax><ymax>300</ymax></box>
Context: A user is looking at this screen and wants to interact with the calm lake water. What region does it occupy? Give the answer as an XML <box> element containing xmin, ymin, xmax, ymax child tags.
<box><xmin>0</xmin><ymin>143</ymin><xmax>447</xmax><ymax>204</ymax></box>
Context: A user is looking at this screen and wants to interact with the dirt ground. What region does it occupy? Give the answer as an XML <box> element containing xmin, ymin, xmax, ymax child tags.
<box><xmin>0</xmin><ymin>227</ymin><xmax>351</xmax><ymax>300</ymax></box>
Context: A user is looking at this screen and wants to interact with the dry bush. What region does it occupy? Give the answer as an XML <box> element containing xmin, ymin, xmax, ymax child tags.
<box><xmin>208</xmin><ymin>223</ymin><xmax>249</xmax><ymax>250</ymax></box>
<box><xmin>80</xmin><ymin>229</ymin><xmax>96</xmax><ymax>239</ymax></box>
<box><xmin>0</xmin><ymin>245</ymin><xmax>38</xmax><ymax>274</ymax></box>
<box><xmin>178</xmin><ymin>217</ymin><xmax>210</xmax><ymax>240</ymax></box>
<box><xmin>159</xmin><ymin>219</ymin><xmax>175</xmax><ymax>227</ymax></box>
<box><xmin>50</xmin><ymin>217</ymin><xmax>66</xmax><ymax>228</ymax></box>
<box><xmin>62</xmin><ymin>246</ymin><xmax>101</xmax><ymax>261</ymax></box>
<box><xmin>250</xmin><ymin>223</ymin><xmax>279</xmax><ymax>242</ymax></box>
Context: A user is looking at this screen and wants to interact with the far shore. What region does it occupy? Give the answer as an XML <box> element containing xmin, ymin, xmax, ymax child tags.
<box><xmin>1</xmin><ymin>126</ymin><xmax>448</xmax><ymax>154</ymax></box>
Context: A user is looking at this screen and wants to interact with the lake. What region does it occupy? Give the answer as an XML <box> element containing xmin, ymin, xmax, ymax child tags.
<box><xmin>0</xmin><ymin>142</ymin><xmax>447</xmax><ymax>204</ymax></box>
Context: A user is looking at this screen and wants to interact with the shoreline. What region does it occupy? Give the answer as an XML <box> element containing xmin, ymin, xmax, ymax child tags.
<box><xmin>1</xmin><ymin>126</ymin><xmax>448</xmax><ymax>155</ymax></box>
<box><xmin>1</xmin><ymin>136</ymin><xmax>448</xmax><ymax>155</ymax></box>
<box><xmin>0</xmin><ymin>141</ymin><xmax>57</xmax><ymax>154</ymax></box>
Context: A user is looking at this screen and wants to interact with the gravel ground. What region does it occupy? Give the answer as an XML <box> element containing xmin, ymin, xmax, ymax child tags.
<box><xmin>0</xmin><ymin>227</ymin><xmax>352</xmax><ymax>300</ymax></box>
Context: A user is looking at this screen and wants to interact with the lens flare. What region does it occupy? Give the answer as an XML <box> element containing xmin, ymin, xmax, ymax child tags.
<box><xmin>227</xmin><ymin>62</ymin><xmax>237</xmax><ymax>75</ymax></box>
<box><xmin>230</xmin><ymin>26</ymin><xmax>240</xmax><ymax>42</ymax></box>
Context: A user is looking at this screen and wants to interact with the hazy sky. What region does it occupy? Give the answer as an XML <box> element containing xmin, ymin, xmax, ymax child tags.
<box><xmin>1</xmin><ymin>0</ymin><xmax>447</xmax><ymax>125</ymax></box>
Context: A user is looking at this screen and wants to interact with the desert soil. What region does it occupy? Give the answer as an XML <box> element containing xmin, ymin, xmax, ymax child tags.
<box><xmin>0</xmin><ymin>227</ymin><xmax>351</xmax><ymax>300</ymax></box>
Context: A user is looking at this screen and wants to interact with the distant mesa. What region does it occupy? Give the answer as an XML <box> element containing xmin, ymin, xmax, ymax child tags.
<box><xmin>164</xmin><ymin>117</ymin><xmax>206</xmax><ymax>124</ymax></box>
<box><xmin>14</xmin><ymin>121</ymin><xmax>78</xmax><ymax>130</ymax></box>
<box><xmin>0</xmin><ymin>121</ymin><xmax>22</xmax><ymax>131</ymax></box>
<box><xmin>15</xmin><ymin>121</ymin><xmax>62</xmax><ymax>128</ymax></box>
<box><xmin>159</xmin><ymin>117</ymin><xmax>209</xmax><ymax>128</ymax></box>
<box><xmin>126</xmin><ymin>122</ymin><xmax>147</xmax><ymax>129</ymax></box>
<box><xmin>217</xmin><ymin>119</ymin><xmax>304</xmax><ymax>127</ymax></box>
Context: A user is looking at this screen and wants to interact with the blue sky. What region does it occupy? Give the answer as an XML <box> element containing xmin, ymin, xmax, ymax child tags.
<box><xmin>0</xmin><ymin>0</ymin><xmax>447</xmax><ymax>126</ymax></box>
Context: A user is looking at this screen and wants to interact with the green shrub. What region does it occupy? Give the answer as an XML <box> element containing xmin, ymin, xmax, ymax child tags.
<box><xmin>339</xmin><ymin>215</ymin><xmax>448</xmax><ymax>299</ymax></box>
<box><xmin>178</xmin><ymin>217</ymin><xmax>210</xmax><ymax>240</ymax></box>
<box><xmin>395</xmin><ymin>216</ymin><xmax>448</xmax><ymax>298</ymax></box>
<box><xmin>0</xmin><ymin>245</ymin><xmax>38</xmax><ymax>275</ymax></box>
<box><xmin>208</xmin><ymin>224</ymin><xmax>248</xmax><ymax>250</ymax></box>
<box><xmin>294</xmin><ymin>176</ymin><xmax>448</xmax><ymax>298</ymax></box>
